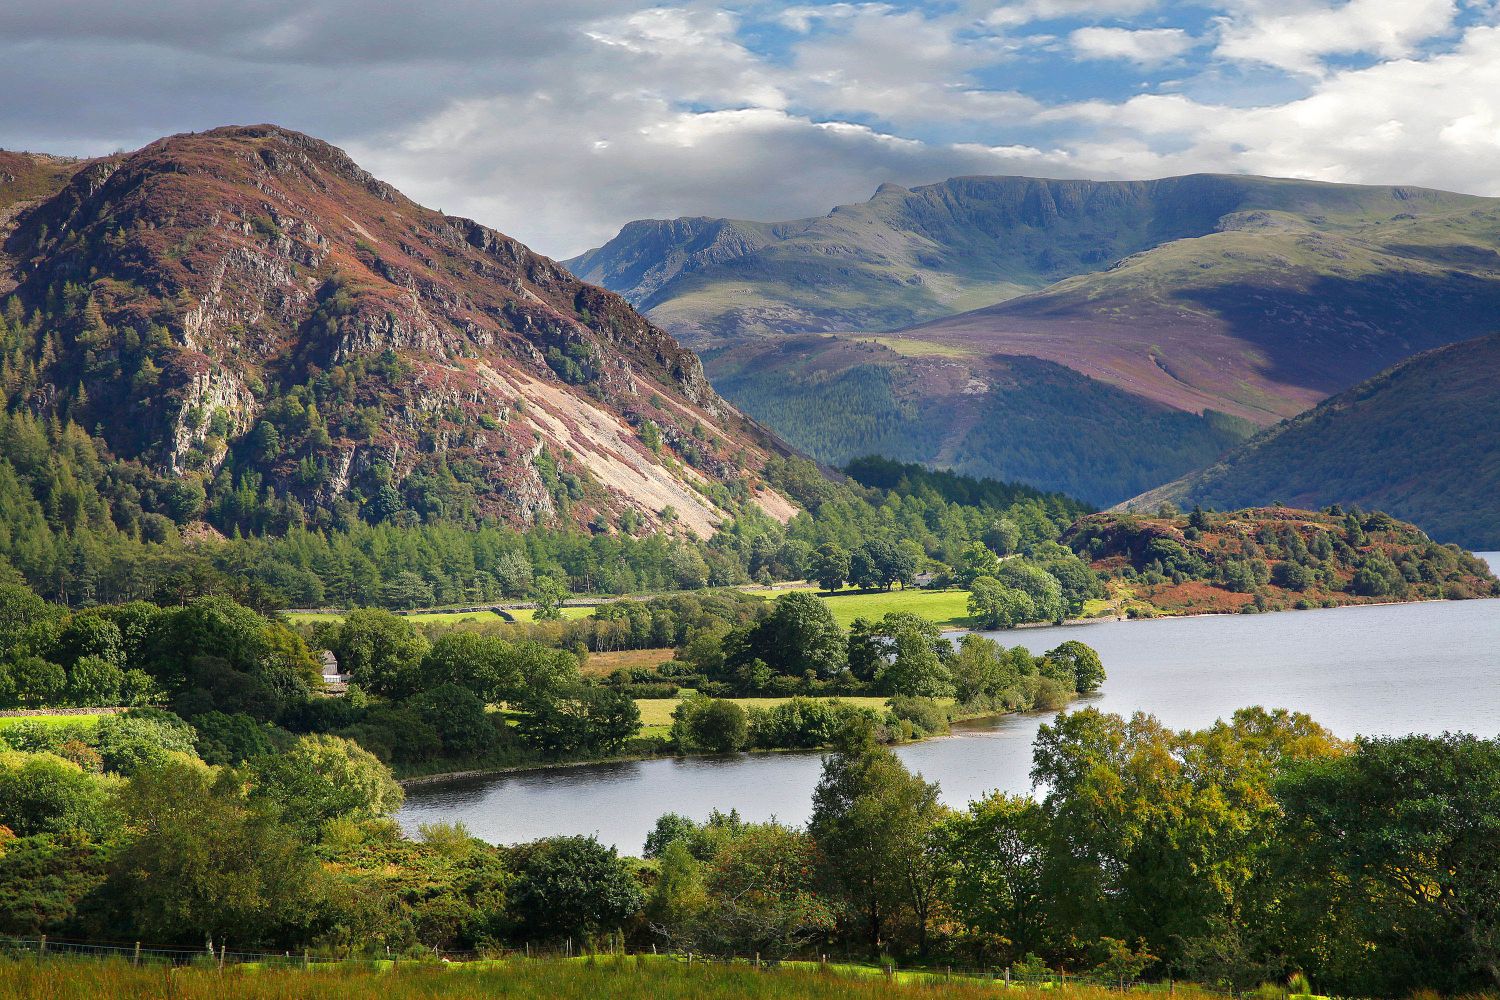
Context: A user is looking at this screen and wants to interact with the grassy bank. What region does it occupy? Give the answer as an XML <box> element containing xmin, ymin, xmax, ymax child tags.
<box><xmin>0</xmin><ymin>956</ymin><xmax>1218</xmax><ymax>1000</ymax></box>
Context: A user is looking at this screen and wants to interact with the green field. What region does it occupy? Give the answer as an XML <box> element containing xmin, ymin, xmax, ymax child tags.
<box><xmin>283</xmin><ymin>591</ymin><xmax>972</xmax><ymax>631</ymax></box>
<box><xmin>0</xmin><ymin>713</ymin><xmax>106</xmax><ymax>732</ymax></box>
<box><xmin>805</xmin><ymin>588</ymin><xmax>974</xmax><ymax>629</ymax></box>
<box><xmin>0</xmin><ymin>955</ymin><xmax>1199</xmax><ymax>1000</ymax></box>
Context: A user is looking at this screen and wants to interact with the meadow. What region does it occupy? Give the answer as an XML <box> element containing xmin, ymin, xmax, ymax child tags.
<box><xmin>0</xmin><ymin>712</ymin><xmax>106</xmax><ymax>732</ymax></box>
<box><xmin>0</xmin><ymin>956</ymin><xmax>1220</xmax><ymax>1000</ymax></box>
<box><xmin>811</xmin><ymin>588</ymin><xmax>974</xmax><ymax>629</ymax></box>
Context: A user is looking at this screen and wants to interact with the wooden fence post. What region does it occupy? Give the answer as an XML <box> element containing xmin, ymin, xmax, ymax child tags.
<box><xmin>39</xmin><ymin>935</ymin><xmax>47</xmax><ymax>959</ymax></box>
<box><xmin>133</xmin><ymin>941</ymin><xmax>141</xmax><ymax>967</ymax></box>
<box><xmin>303</xmin><ymin>949</ymin><xmax>309</xmax><ymax>969</ymax></box>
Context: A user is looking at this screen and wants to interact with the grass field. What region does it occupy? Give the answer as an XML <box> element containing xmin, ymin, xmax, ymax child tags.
<box><xmin>0</xmin><ymin>955</ymin><xmax>1203</xmax><ymax>1000</ymax></box>
<box><xmin>0</xmin><ymin>713</ymin><xmax>106</xmax><ymax>732</ymax></box>
<box><xmin>582</xmin><ymin>648</ymin><xmax>677</xmax><ymax>677</ymax></box>
<box><xmin>808</xmin><ymin>588</ymin><xmax>974</xmax><ymax>629</ymax></box>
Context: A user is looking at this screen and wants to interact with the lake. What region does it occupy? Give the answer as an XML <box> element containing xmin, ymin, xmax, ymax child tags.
<box><xmin>399</xmin><ymin>554</ymin><xmax>1500</xmax><ymax>852</ymax></box>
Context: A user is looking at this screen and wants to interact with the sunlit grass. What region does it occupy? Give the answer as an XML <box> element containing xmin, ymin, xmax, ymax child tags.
<box><xmin>0</xmin><ymin>955</ymin><xmax>1224</xmax><ymax>1000</ymax></box>
<box><xmin>0</xmin><ymin>713</ymin><xmax>105</xmax><ymax>731</ymax></box>
<box><xmin>802</xmin><ymin>588</ymin><xmax>974</xmax><ymax>630</ymax></box>
<box><xmin>635</xmin><ymin>696</ymin><xmax>898</xmax><ymax>728</ymax></box>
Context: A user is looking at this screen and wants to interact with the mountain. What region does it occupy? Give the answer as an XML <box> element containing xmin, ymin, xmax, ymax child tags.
<box><xmin>1123</xmin><ymin>333</ymin><xmax>1500</xmax><ymax>549</ymax></box>
<box><xmin>572</xmin><ymin>174</ymin><xmax>1500</xmax><ymax>504</ymax></box>
<box><xmin>0</xmin><ymin>126</ymin><xmax>795</xmax><ymax>538</ymax></box>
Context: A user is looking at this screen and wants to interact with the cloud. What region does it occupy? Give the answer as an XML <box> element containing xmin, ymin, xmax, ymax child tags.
<box><xmin>1070</xmin><ymin>26</ymin><xmax>1196</xmax><ymax>65</ymax></box>
<box><xmin>1</xmin><ymin>0</ymin><xmax>1498</xmax><ymax>259</ymax></box>
<box><xmin>1213</xmin><ymin>0</ymin><xmax>1459</xmax><ymax>76</ymax></box>
<box><xmin>1043</xmin><ymin>23</ymin><xmax>1500</xmax><ymax>191</ymax></box>
<box><xmin>986</xmin><ymin>0</ymin><xmax>1162</xmax><ymax>26</ymax></box>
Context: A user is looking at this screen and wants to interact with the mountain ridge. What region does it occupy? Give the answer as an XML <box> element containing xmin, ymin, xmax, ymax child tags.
<box><xmin>572</xmin><ymin>172</ymin><xmax>1500</xmax><ymax>507</ymax></box>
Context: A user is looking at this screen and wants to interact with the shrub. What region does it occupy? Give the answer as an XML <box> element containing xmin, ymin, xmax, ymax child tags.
<box><xmin>887</xmin><ymin>695</ymin><xmax>951</xmax><ymax>736</ymax></box>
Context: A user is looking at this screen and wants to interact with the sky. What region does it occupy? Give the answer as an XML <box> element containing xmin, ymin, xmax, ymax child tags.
<box><xmin>2</xmin><ymin>0</ymin><xmax>1498</xmax><ymax>258</ymax></box>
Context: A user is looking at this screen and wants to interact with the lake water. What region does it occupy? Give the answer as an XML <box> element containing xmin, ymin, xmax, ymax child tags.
<box><xmin>399</xmin><ymin>554</ymin><xmax>1500</xmax><ymax>852</ymax></box>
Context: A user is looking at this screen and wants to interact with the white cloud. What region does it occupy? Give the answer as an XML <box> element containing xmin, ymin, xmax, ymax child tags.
<box><xmin>1213</xmin><ymin>0</ymin><xmax>1458</xmax><ymax>76</ymax></box>
<box><xmin>1042</xmin><ymin>24</ymin><xmax>1500</xmax><ymax>190</ymax></box>
<box><xmin>986</xmin><ymin>0</ymin><xmax>1161</xmax><ymax>27</ymax></box>
<box><xmin>1070</xmin><ymin>26</ymin><xmax>1196</xmax><ymax>65</ymax></box>
<box><xmin>4</xmin><ymin>0</ymin><xmax>1500</xmax><ymax>259</ymax></box>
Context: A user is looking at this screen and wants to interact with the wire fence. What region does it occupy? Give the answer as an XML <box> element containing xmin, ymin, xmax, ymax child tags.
<box><xmin>0</xmin><ymin>933</ymin><xmax>1239</xmax><ymax>995</ymax></box>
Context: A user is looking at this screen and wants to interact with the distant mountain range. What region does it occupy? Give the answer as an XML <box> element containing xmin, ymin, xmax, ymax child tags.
<box><xmin>572</xmin><ymin>174</ymin><xmax>1500</xmax><ymax>511</ymax></box>
<box><xmin>1126</xmin><ymin>332</ymin><xmax>1500</xmax><ymax>550</ymax></box>
<box><xmin>0</xmin><ymin>126</ymin><xmax>794</xmax><ymax>537</ymax></box>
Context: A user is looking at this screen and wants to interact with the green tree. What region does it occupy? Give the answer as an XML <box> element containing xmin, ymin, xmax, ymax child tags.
<box><xmin>107</xmin><ymin>756</ymin><xmax>321</xmax><ymax>945</ymax></box>
<box><xmin>508</xmin><ymin>835</ymin><xmax>644</xmax><ymax>942</ymax></box>
<box><xmin>0</xmin><ymin>752</ymin><xmax>118</xmax><ymax>839</ymax></box>
<box><xmin>419</xmin><ymin>632</ymin><xmax>522</xmax><ymax>703</ymax></box>
<box><xmin>732</xmin><ymin>592</ymin><xmax>847</xmax><ymax>681</ymax></box>
<box><xmin>1041</xmin><ymin>640</ymin><xmax>1106</xmax><ymax>695</ymax></box>
<box><xmin>811</xmin><ymin>543</ymin><xmax>851</xmax><ymax>592</ymax></box>
<box><xmin>967</xmin><ymin>576</ymin><xmax>1036</xmax><ymax>629</ymax></box>
<box><xmin>850</xmin><ymin>612</ymin><xmax>955</xmax><ymax>698</ymax></box>
<box><xmin>67</xmin><ymin>654</ymin><xmax>123</xmax><ymax>706</ymax></box>
<box><xmin>248</xmin><ymin>734</ymin><xmax>403</xmax><ymax>836</ymax></box>
<box><xmin>809</xmin><ymin>727</ymin><xmax>944</xmax><ymax>955</ymax></box>
<box><xmin>532</xmin><ymin>576</ymin><xmax>569</xmax><ymax>621</ymax></box>
<box><xmin>935</xmin><ymin>793</ymin><xmax>1050</xmax><ymax>962</ymax></box>
<box><xmin>327</xmin><ymin>609</ymin><xmax>429</xmax><ymax>698</ymax></box>
<box><xmin>1276</xmin><ymin>734</ymin><xmax>1500</xmax><ymax>995</ymax></box>
<box><xmin>956</xmin><ymin>541</ymin><xmax>1001</xmax><ymax>587</ymax></box>
<box><xmin>997</xmin><ymin>562</ymin><xmax>1066</xmax><ymax>623</ymax></box>
<box><xmin>672</xmin><ymin>696</ymin><xmax>749</xmax><ymax>753</ymax></box>
<box><xmin>92</xmin><ymin>711</ymin><xmax>197</xmax><ymax>775</ymax></box>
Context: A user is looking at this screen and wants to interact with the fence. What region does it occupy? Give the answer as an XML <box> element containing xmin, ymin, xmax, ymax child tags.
<box><xmin>0</xmin><ymin>933</ymin><xmax>1237</xmax><ymax>995</ymax></box>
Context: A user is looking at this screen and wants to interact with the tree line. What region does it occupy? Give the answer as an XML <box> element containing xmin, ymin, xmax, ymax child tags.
<box><xmin>3</xmin><ymin>701</ymin><xmax>1495</xmax><ymax>998</ymax></box>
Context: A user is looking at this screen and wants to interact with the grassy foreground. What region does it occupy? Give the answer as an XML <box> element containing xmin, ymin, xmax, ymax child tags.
<box><xmin>0</xmin><ymin>957</ymin><xmax>1211</xmax><ymax>1000</ymax></box>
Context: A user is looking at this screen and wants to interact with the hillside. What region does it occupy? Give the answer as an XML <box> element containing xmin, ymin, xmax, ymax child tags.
<box><xmin>1065</xmin><ymin>506</ymin><xmax>1499</xmax><ymax>617</ymax></box>
<box><xmin>1124</xmin><ymin>334</ymin><xmax>1500</xmax><ymax>549</ymax></box>
<box><xmin>572</xmin><ymin>174</ymin><xmax>1500</xmax><ymax>504</ymax></box>
<box><xmin>0</xmin><ymin>126</ymin><xmax>794</xmax><ymax>538</ymax></box>
<box><xmin>706</xmin><ymin>334</ymin><xmax>1252</xmax><ymax>505</ymax></box>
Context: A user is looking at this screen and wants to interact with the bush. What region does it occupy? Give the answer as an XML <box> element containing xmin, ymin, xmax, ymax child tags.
<box><xmin>671</xmin><ymin>697</ymin><xmax>749</xmax><ymax>753</ymax></box>
<box><xmin>887</xmin><ymin>695</ymin><xmax>951</xmax><ymax>736</ymax></box>
<box><xmin>92</xmin><ymin>710</ymin><xmax>197</xmax><ymax>775</ymax></box>
<box><xmin>748</xmin><ymin>698</ymin><xmax>878</xmax><ymax>750</ymax></box>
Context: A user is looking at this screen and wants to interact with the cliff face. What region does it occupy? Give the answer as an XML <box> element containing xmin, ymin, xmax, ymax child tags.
<box><xmin>0</xmin><ymin>125</ymin><xmax>792</xmax><ymax>535</ymax></box>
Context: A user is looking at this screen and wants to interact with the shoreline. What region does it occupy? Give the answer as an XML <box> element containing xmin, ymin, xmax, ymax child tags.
<box><xmin>398</xmin><ymin>592</ymin><xmax>1499</xmax><ymax>788</ymax></box>
<box><xmin>398</xmin><ymin>706</ymin><xmax>1019</xmax><ymax>788</ymax></box>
